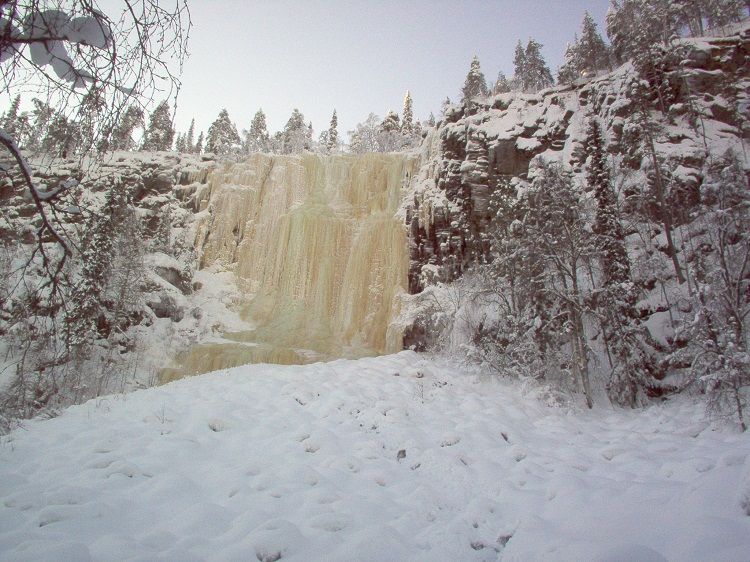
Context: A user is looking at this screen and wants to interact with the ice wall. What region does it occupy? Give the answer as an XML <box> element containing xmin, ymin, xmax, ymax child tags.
<box><xmin>163</xmin><ymin>153</ymin><xmax>416</xmax><ymax>380</ymax></box>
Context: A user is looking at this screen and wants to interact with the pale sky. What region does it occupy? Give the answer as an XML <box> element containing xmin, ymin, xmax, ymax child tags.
<box><xmin>168</xmin><ymin>0</ymin><xmax>612</xmax><ymax>141</ymax></box>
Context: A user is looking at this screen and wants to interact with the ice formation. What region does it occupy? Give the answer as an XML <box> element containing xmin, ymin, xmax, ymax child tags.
<box><xmin>163</xmin><ymin>153</ymin><xmax>417</xmax><ymax>380</ymax></box>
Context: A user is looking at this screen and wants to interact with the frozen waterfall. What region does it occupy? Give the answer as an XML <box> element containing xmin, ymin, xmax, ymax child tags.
<box><xmin>162</xmin><ymin>153</ymin><xmax>416</xmax><ymax>381</ymax></box>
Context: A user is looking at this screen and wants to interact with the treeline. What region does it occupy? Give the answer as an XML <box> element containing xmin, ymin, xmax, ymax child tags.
<box><xmin>455</xmin><ymin>0</ymin><xmax>747</xmax><ymax>101</ymax></box>
<box><xmin>174</xmin><ymin>90</ymin><xmax>424</xmax><ymax>157</ymax></box>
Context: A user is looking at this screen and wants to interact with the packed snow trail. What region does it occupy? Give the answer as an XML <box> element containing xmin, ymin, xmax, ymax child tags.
<box><xmin>1</xmin><ymin>352</ymin><xmax>749</xmax><ymax>561</ymax></box>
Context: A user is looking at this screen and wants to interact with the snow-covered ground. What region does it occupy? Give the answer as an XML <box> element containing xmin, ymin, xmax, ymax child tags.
<box><xmin>1</xmin><ymin>352</ymin><xmax>749</xmax><ymax>561</ymax></box>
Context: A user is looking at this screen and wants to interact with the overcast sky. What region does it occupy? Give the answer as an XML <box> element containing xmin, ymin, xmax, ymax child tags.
<box><xmin>169</xmin><ymin>0</ymin><xmax>612</xmax><ymax>141</ymax></box>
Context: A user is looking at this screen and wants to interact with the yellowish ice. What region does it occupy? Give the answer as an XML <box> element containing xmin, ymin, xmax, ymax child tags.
<box><xmin>161</xmin><ymin>153</ymin><xmax>417</xmax><ymax>382</ymax></box>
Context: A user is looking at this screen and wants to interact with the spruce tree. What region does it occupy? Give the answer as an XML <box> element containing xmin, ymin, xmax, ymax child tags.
<box><xmin>42</xmin><ymin>112</ymin><xmax>76</xmax><ymax>157</ymax></box>
<box><xmin>578</xmin><ymin>12</ymin><xmax>611</xmax><ymax>75</ymax></box>
<box><xmin>378</xmin><ymin>110</ymin><xmax>401</xmax><ymax>151</ymax></box>
<box><xmin>281</xmin><ymin>108</ymin><xmax>307</xmax><ymax>154</ymax></box>
<box><xmin>108</xmin><ymin>105</ymin><xmax>143</xmax><ymax>151</ymax></box>
<box><xmin>141</xmin><ymin>101</ymin><xmax>174</xmax><ymax>151</ymax></box>
<box><xmin>186</xmin><ymin>118</ymin><xmax>195</xmax><ymax>153</ymax></box>
<box><xmin>513</xmin><ymin>41</ymin><xmax>526</xmax><ymax>90</ymax></box>
<box><xmin>461</xmin><ymin>55</ymin><xmax>489</xmax><ymax>105</ymax></box>
<box><xmin>68</xmin><ymin>181</ymin><xmax>132</xmax><ymax>350</ymax></box>
<box><xmin>1</xmin><ymin>95</ymin><xmax>22</xmax><ymax>136</ymax></box>
<box><xmin>522</xmin><ymin>39</ymin><xmax>554</xmax><ymax>92</ymax></box>
<box><xmin>586</xmin><ymin>119</ymin><xmax>653</xmax><ymax>407</ymax></box>
<box><xmin>206</xmin><ymin>109</ymin><xmax>241</xmax><ymax>155</ymax></box>
<box><xmin>401</xmin><ymin>91</ymin><xmax>414</xmax><ymax>136</ymax></box>
<box><xmin>558</xmin><ymin>39</ymin><xmax>582</xmax><ymax>84</ymax></box>
<box><xmin>326</xmin><ymin>109</ymin><xmax>338</xmax><ymax>152</ymax></box>
<box><xmin>493</xmin><ymin>72</ymin><xmax>511</xmax><ymax>94</ymax></box>
<box><xmin>195</xmin><ymin>131</ymin><xmax>204</xmax><ymax>154</ymax></box>
<box><xmin>245</xmin><ymin>109</ymin><xmax>270</xmax><ymax>153</ymax></box>
<box><xmin>25</xmin><ymin>98</ymin><xmax>54</xmax><ymax>152</ymax></box>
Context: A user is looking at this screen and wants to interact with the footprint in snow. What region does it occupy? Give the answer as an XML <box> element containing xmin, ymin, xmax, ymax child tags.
<box><xmin>441</xmin><ymin>435</ymin><xmax>461</xmax><ymax>447</ymax></box>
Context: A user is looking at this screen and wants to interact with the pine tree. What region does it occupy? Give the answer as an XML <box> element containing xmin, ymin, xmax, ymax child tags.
<box><xmin>245</xmin><ymin>109</ymin><xmax>270</xmax><ymax>153</ymax></box>
<box><xmin>513</xmin><ymin>41</ymin><xmax>526</xmax><ymax>90</ymax></box>
<box><xmin>348</xmin><ymin>131</ymin><xmax>363</xmax><ymax>154</ymax></box>
<box><xmin>175</xmin><ymin>133</ymin><xmax>185</xmax><ymax>152</ymax></box>
<box><xmin>141</xmin><ymin>101</ymin><xmax>174</xmax><ymax>151</ymax></box>
<box><xmin>558</xmin><ymin>39</ymin><xmax>582</xmax><ymax>84</ymax></box>
<box><xmin>186</xmin><ymin>118</ymin><xmax>195</xmax><ymax>153</ymax></box>
<box><xmin>681</xmin><ymin>152</ymin><xmax>750</xmax><ymax>430</ymax></box>
<box><xmin>206</xmin><ymin>109</ymin><xmax>241</xmax><ymax>155</ymax></box>
<box><xmin>578</xmin><ymin>12</ymin><xmax>611</xmax><ymax>75</ymax></box>
<box><xmin>461</xmin><ymin>55</ymin><xmax>489</xmax><ymax>105</ymax></box>
<box><xmin>326</xmin><ymin>109</ymin><xmax>338</xmax><ymax>153</ymax></box>
<box><xmin>108</xmin><ymin>105</ymin><xmax>143</xmax><ymax>151</ymax></box>
<box><xmin>25</xmin><ymin>98</ymin><xmax>54</xmax><ymax>152</ymax></box>
<box><xmin>522</xmin><ymin>39</ymin><xmax>554</xmax><ymax>92</ymax></box>
<box><xmin>77</xmin><ymin>87</ymin><xmax>106</xmax><ymax>153</ymax></box>
<box><xmin>401</xmin><ymin>91</ymin><xmax>414</xmax><ymax>136</ymax></box>
<box><xmin>586</xmin><ymin>118</ymin><xmax>654</xmax><ymax>407</ymax></box>
<box><xmin>318</xmin><ymin>130</ymin><xmax>330</xmax><ymax>153</ymax></box>
<box><xmin>527</xmin><ymin>161</ymin><xmax>595</xmax><ymax>407</ymax></box>
<box><xmin>42</xmin><ymin>112</ymin><xmax>76</xmax><ymax>157</ymax></box>
<box><xmin>281</xmin><ymin>108</ymin><xmax>307</xmax><ymax>154</ymax></box>
<box><xmin>378</xmin><ymin>110</ymin><xmax>401</xmax><ymax>151</ymax></box>
<box><xmin>68</xmin><ymin>181</ymin><xmax>132</xmax><ymax>350</ymax></box>
<box><xmin>605</xmin><ymin>0</ymin><xmax>696</xmax><ymax>64</ymax></box>
<box><xmin>1</xmin><ymin>95</ymin><xmax>22</xmax><ymax>137</ymax></box>
<box><xmin>426</xmin><ymin>112</ymin><xmax>436</xmax><ymax>127</ymax></box>
<box><xmin>493</xmin><ymin>72</ymin><xmax>511</xmax><ymax>94</ymax></box>
<box><xmin>195</xmin><ymin>131</ymin><xmax>204</xmax><ymax>154</ymax></box>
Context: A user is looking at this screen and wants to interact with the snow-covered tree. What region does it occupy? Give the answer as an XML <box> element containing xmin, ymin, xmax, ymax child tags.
<box><xmin>513</xmin><ymin>41</ymin><xmax>526</xmax><ymax>90</ymax></box>
<box><xmin>1</xmin><ymin>95</ymin><xmax>22</xmax><ymax>139</ymax></box>
<box><xmin>41</xmin><ymin>112</ymin><xmax>76</xmax><ymax>157</ymax></box>
<box><xmin>206</xmin><ymin>108</ymin><xmax>241</xmax><ymax>155</ymax></box>
<box><xmin>281</xmin><ymin>108</ymin><xmax>308</xmax><ymax>154</ymax></box>
<box><xmin>185</xmin><ymin>118</ymin><xmax>195</xmax><ymax>153</ymax></box>
<box><xmin>106</xmin><ymin>105</ymin><xmax>143</xmax><ymax>152</ymax></box>
<box><xmin>579</xmin><ymin>12</ymin><xmax>611</xmax><ymax>74</ymax></box>
<box><xmin>244</xmin><ymin>109</ymin><xmax>270</xmax><ymax>153</ymax></box>
<box><xmin>461</xmin><ymin>55</ymin><xmax>489</xmax><ymax>105</ymax></box>
<box><xmin>401</xmin><ymin>91</ymin><xmax>414</xmax><ymax>136</ymax></box>
<box><xmin>558</xmin><ymin>39</ymin><xmax>583</xmax><ymax>84</ymax></box>
<box><xmin>326</xmin><ymin>109</ymin><xmax>338</xmax><ymax>153</ymax></box>
<box><xmin>586</xmin><ymin>119</ymin><xmax>655</xmax><ymax>407</ymax></box>
<box><xmin>605</xmin><ymin>0</ymin><xmax>744</xmax><ymax>64</ymax></box>
<box><xmin>559</xmin><ymin>13</ymin><xmax>612</xmax><ymax>84</ymax></box>
<box><xmin>493</xmin><ymin>71</ymin><xmax>511</xmax><ymax>94</ymax></box>
<box><xmin>348</xmin><ymin>113</ymin><xmax>381</xmax><ymax>153</ymax></box>
<box><xmin>67</xmin><ymin>181</ymin><xmax>133</xmax><ymax>350</ymax></box>
<box><xmin>527</xmin><ymin>161</ymin><xmax>595</xmax><ymax>407</ymax></box>
<box><xmin>678</xmin><ymin>151</ymin><xmax>750</xmax><ymax>430</ymax></box>
<box><xmin>174</xmin><ymin>133</ymin><xmax>186</xmax><ymax>152</ymax></box>
<box><xmin>195</xmin><ymin>131</ymin><xmax>204</xmax><ymax>154</ymax></box>
<box><xmin>378</xmin><ymin>110</ymin><xmax>401</xmax><ymax>152</ymax></box>
<box><xmin>520</xmin><ymin>39</ymin><xmax>554</xmax><ymax>92</ymax></box>
<box><xmin>141</xmin><ymin>101</ymin><xmax>174</xmax><ymax>152</ymax></box>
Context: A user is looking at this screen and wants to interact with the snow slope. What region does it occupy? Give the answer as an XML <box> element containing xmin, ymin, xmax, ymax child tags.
<box><xmin>1</xmin><ymin>352</ymin><xmax>749</xmax><ymax>561</ymax></box>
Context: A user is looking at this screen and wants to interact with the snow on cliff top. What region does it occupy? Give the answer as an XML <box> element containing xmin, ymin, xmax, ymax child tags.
<box><xmin>1</xmin><ymin>352</ymin><xmax>749</xmax><ymax>561</ymax></box>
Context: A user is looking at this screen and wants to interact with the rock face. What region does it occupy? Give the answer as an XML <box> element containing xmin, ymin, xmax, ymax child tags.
<box><xmin>404</xmin><ymin>26</ymin><xmax>750</xmax><ymax>294</ymax></box>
